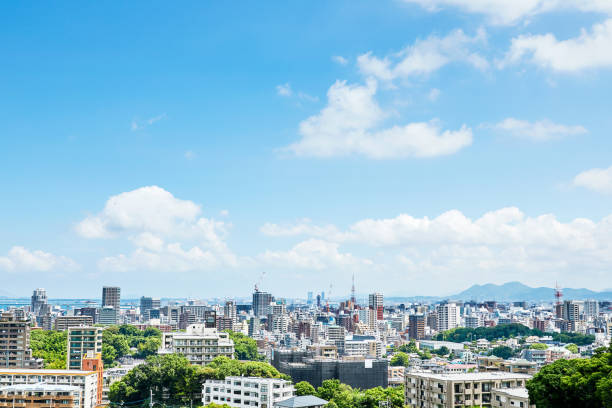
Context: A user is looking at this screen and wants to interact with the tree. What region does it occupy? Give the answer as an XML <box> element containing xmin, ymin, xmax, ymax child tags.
<box><xmin>30</xmin><ymin>330</ymin><xmax>67</xmax><ymax>369</ymax></box>
<box><xmin>530</xmin><ymin>343</ymin><xmax>548</xmax><ymax>350</ymax></box>
<box><xmin>491</xmin><ymin>346</ymin><xmax>514</xmax><ymax>360</ymax></box>
<box><xmin>225</xmin><ymin>330</ymin><xmax>265</xmax><ymax>361</ymax></box>
<box><xmin>397</xmin><ymin>340</ymin><xmax>419</xmax><ymax>354</ymax></box>
<box><xmin>433</xmin><ymin>346</ymin><xmax>450</xmax><ymax>356</ymax></box>
<box><xmin>295</xmin><ymin>381</ymin><xmax>316</xmax><ymax>396</ymax></box>
<box><xmin>565</xmin><ymin>343</ymin><xmax>579</xmax><ymax>354</ymax></box>
<box><xmin>526</xmin><ymin>346</ymin><xmax>612</xmax><ymax>408</ymax></box>
<box><xmin>389</xmin><ymin>352</ymin><xmax>410</xmax><ymax>367</ymax></box>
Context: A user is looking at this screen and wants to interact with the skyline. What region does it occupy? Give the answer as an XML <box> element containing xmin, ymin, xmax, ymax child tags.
<box><xmin>2</xmin><ymin>1</ymin><xmax>612</xmax><ymax>297</ymax></box>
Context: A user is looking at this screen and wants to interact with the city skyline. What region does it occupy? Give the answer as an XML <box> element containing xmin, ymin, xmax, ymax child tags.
<box><xmin>2</xmin><ymin>2</ymin><xmax>612</xmax><ymax>297</ymax></box>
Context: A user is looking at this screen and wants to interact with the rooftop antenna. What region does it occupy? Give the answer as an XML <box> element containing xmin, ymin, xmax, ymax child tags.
<box><xmin>254</xmin><ymin>271</ymin><xmax>266</xmax><ymax>292</ymax></box>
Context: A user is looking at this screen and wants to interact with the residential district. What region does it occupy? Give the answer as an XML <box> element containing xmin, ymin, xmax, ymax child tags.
<box><xmin>0</xmin><ymin>282</ymin><xmax>611</xmax><ymax>408</ymax></box>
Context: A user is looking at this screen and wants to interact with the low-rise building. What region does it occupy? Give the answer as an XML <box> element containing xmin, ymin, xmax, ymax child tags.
<box><xmin>0</xmin><ymin>369</ymin><xmax>99</xmax><ymax>408</ymax></box>
<box><xmin>160</xmin><ymin>325</ymin><xmax>234</xmax><ymax>366</ymax></box>
<box><xmin>404</xmin><ymin>372</ymin><xmax>532</xmax><ymax>408</ymax></box>
<box><xmin>203</xmin><ymin>376</ymin><xmax>294</xmax><ymax>408</ymax></box>
<box><xmin>491</xmin><ymin>387</ymin><xmax>534</xmax><ymax>408</ymax></box>
<box><xmin>0</xmin><ymin>383</ymin><xmax>83</xmax><ymax>408</ymax></box>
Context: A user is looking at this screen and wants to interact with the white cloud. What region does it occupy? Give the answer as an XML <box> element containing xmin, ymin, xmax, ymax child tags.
<box><xmin>258</xmin><ymin>239</ymin><xmax>371</xmax><ymax>270</ymax></box>
<box><xmin>131</xmin><ymin>113</ymin><xmax>166</xmax><ymax>131</ymax></box>
<box><xmin>261</xmin><ymin>219</ymin><xmax>343</xmax><ymax>240</ymax></box>
<box><xmin>262</xmin><ymin>207</ymin><xmax>612</xmax><ymax>290</ymax></box>
<box><xmin>491</xmin><ymin>118</ymin><xmax>587</xmax><ymax>141</ymax></box>
<box><xmin>284</xmin><ymin>79</ymin><xmax>472</xmax><ymax>159</ymax></box>
<box><xmin>502</xmin><ymin>19</ymin><xmax>612</xmax><ymax>71</ymax></box>
<box><xmin>357</xmin><ymin>29</ymin><xmax>488</xmax><ymax>81</ymax></box>
<box><xmin>428</xmin><ymin>88</ymin><xmax>441</xmax><ymax>102</ymax></box>
<box><xmin>402</xmin><ymin>0</ymin><xmax>612</xmax><ymax>25</ymax></box>
<box><xmin>332</xmin><ymin>55</ymin><xmax>349</xmax><ymax>65</ymax></box>
<box><xmin>184</xmin><ymin>150</ymin><xmax>196</xmax><ymax>160</ymax></box>
<box><xmin>573</xmin><ymin>165</ymin><xmax>612</xmax><ymax>194</ymax></box>
<box><xmin>276</xmin><ymin>83</ymin><xmax>292</xmax><ymax>97</ymax></box>
<box><xmin>79</xmin><ymin>186</ymin><xmax>238</xmax><ymax>272</ymax></box>
<box><xmin>0</xmin><ymin>246</ymin><xmax>78</xmax><ymax>272</ymax></box>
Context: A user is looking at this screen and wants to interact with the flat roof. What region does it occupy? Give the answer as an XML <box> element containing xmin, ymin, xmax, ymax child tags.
<box><xmin>0</xmin><ymin>369</ymin><xmax>96</xmax><ymax>376</ymax></box>
<box><xmin>492</xmin><ymin>387</ymin><xmax>529</xmax><ymax>399</ymax></box>
<box><xmin>275</xmin><ymin>396</ymin><xmax>329</xmax><ymax>408</ymax></box>
<box><xmin>406</xmin><ymin>372</ymin><xmax>532</xmax><ymax>381</ymax></box>
<box><xmin>0</xmin><ymin>383</ymin><xmax>81</xmax><ymax>392</ymax></box>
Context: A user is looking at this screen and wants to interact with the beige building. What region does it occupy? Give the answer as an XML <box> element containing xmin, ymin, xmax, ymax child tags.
<box><xmin>0</xmin><ymin>383</ymin><xmax>82</xmax><ymax>408</ymax></box>
<box><xmin>0</xmin><ymin>313</ymin><xmax>42</xmax><ymax>369</ymax></box>
<box><xmin>0</xmin><ymin>369</ymin><xmax>98</xmax><ymax>408</ymax></box>
<box><xmin>160</xmin><ymin>325</ymin><xmax>234</xmax><ymax>366</ymax></box>
<box><xmin>405</xmin><ymin>372</ymin><xmax>531</xmax><ymax>408</ymax></box>
<box><xmin>491</xmin><ymin>388</ymin><xmax>534</xmax><ymax>408</ymax></box>
<box><xmin>55</xmin><ymin>316</ymin><xmax>94</xmax><ymax>331</ymax></box>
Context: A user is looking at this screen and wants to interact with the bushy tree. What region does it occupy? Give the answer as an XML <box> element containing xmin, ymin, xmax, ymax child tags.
<box><xmin>526</xmin><ymin>346</ymin><xmax>612</xmax><ymax>408</ymax></box>
<box><xmin>30</xmin><ymin>330</ymin><xmax>67</xmax><ymax>368</ymax></box>
<box><xmin>491</xmin><ymin>346</ymin><xmax>514</xmax><ymax>359</ymax></box>
<box><xmin>295</xmin><ymin>381</ymin><xmax>317</xmax><ymax>396</ymax></box>
<box><xmin>565</xmin><ymin>343</ymin><xmax>579</xmax><ymax>354</ymax></box>
<box><xmin>389</xmin><ymin>352</ymin><xmax>410</xmax><ymax>367</ymax></box>
<box><xmin>530</xmin><ymin>343</ymin><xmax>548</xmax><ymax>350</ymax></box>
<box><xmin>225</xmin><ymin>330</ymin><xmax>265</xmax><ymax>361</ymax></box>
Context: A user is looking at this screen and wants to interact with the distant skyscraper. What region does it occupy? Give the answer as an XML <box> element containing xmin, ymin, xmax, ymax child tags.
<box><xmin>316</xmin><ymin>294</ymin><xmax>321</xmax><ymax>308</ymax></box>
<box><xmin>253</xmin><ymin>290</ymin><xmax>273</xmax><ymax>317</ymax></box>
<box><xmin>408</xmin><ymin>314</ymin><xmax>425</xmax><ymax>340</ymax></box>
<box><xmin>102</xmin><ymin>286</ymin><xmax>120</xmax><ymax>321</ymax></box>
<box><xmin>140</xmin><ymin>296</ymin><xmax>153</xmax><ymax>317</ymax></box>
<box><xmin>31</xmin><ymin>288</ymin><xmax>48</xmax><ymax>316</ymax></box>
<box><xmin>224</xmin><ymin>300</ymin><xmax>237</xmax><ymax>323</ymax></box>
<box><xmin>436</xmin><ymin>303</ymin><xmax>460</xmax><ymax>332</ymax></box>
<box><xmin>369</xmin><ymin>293</ymin><xmax>383</xmax><ymax>320</ymax></box>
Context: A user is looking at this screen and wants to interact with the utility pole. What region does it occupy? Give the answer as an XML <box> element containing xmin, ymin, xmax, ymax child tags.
<box><xmin>149</xmin><ymin>388</ymin><xmax>153</xmax><ymax>408</ymax></box>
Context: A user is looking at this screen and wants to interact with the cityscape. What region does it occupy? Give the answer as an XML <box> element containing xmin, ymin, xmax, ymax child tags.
<box><xmin>2</xmin><ymin>1</ymin><xmax>612</xmax><ymax>408</ymax></box>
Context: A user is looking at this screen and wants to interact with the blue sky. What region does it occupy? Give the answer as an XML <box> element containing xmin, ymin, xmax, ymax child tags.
<box><xmin>2</xmin><ymin>1</ymin><xmax>612</xmax><ymax>298</ymax></box>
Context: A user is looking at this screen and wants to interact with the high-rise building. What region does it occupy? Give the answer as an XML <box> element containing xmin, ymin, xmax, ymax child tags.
<box><xmin>0</xmin><ymin>312</ymin><xmax>42</xmax><ymax>368</ymax></box>
<box><xmin>584</xmin><ymin>300</ymin><xmax>599</xmax><ymax>318</ymax></box>
<box><xmin>31</xmin><ymin>288</ymin><xmax>48</xmax><ymax>316</ymax></box>
<box><xmin>224</xmin><ymin>300</ymin><xmax>237</xmax><ymax>323</ymax></box>
<box><xmin>437</xmin><ymin>303</ymin><xmax>460</xmax><ymax>332</ymax></box>
<box><xmin>561</xmin><ymin>300</ymin><xmax>583</xmax><ymax>322</ymax></box>
<box><xmin>369</xmin><ymin>293</ymin><xmax>384</xmax><ymax>321</ymax></box>
<box><xmin>140</xmin><ymin>296</ymin><xmax>153</xmax><ymax>317</ymax></box>
<box><xmin>252</xmin><ymin>291</ymin><xmax>273</xmax><ymax>317</ymax></box>
<box><xmin>102</xmin><ymin>287</ymin><xmax>120</xmax><ymax>321</ymax></box>
<box><xmin>66</xmin><ymin>327</ymin><xmax>103</xmax><ymax>370</ymax></box>
<box><xmin>409</xmin><ymin>314</ymin><xmax>425</xmax><ymax>340</ymax></box>
<box><xmin>98</xmin><ymin>306</ymin><xmax>117</xmax><ymax>325</ymax></box>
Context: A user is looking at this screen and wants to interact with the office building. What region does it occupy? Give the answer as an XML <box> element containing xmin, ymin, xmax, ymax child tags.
<box><xmin>404</xmin><ymin>372</ymin><xmax>531</xmax><ymax>408</ymax></box>
<box><xmin>203</xmin><ymin>376</ymin><xmax>294</xmax><ymax>408</ymax></box>
<box><xmin>584</xmin><ymin>300</ymin><xmax>599</xmax><ymax>318</ymax></box>
<box><xmin>437</xmin><ymin>303</ymin><xmax>460</xmax><ymax>332</ymax></box>
<box><xmin>409</xmin><ymin>314</ymin><xmax>425</xmax><ymax>340</ymax></box>
<box><xmin>0</xmin><ymin>369</ymin><xmax>99</xmax><ymax>408</ymax></box>
<box><xmin>368</xmin><ymin>293</ymin><xmax>383</xmax><ymax>321</ymax></box>
<box><xmin>160</xmin><ymin>325</ymin><xmax>234</xmax><ymax>366</ymax></box>
<box><xmin>67</xmin><ymin>327</ymin><xmax>103</xmax><ymax>370</ymax></box>
<box><xmin>561</xmin><ymin>300</ymin><xmax>583</xmax><ymax>322</ymax></box>
<box><xmin>55</xmin><ymin>316</ymin><xmax>94</xmax><ymax>331</ymax></box>
<box><xmin>102</xmin><ymin>286</ymin><xmax>120</xmax><ymax>321</ymax></box>
<box><xmin>0</xmin><ymin>312</ymin><xmax>42</xmax><ymax>369</ymax></box>
<box><xmin>30</xmin><ymin>288</ymin><xmax>49</xmax><ymax>316</ymax></box>
<box><xmin>75</xmin><ymin>308</ymin><xmax>98</xmax><ymax>324</ymax></box>
<box><xmin>253</xmin><ymin>291</ymin><xmax>273</xmax><ymax>317</ymax></box>
<box><xmin>98</xmin><ymin>306</ymin><xmax>117</xmax><ymax>325</ymax></box>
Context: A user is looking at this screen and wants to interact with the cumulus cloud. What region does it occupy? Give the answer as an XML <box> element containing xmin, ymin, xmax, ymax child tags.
<box><xmin>573</xmin><ymin>165</ymin><xmax>612</xmax><ymax>194</ymax></box>
<box><xmin>258</xmin><ymin>239</ymin><xmax>371</xmax><ymax>270</ymax></box>
<box><xmin>261</xmin><ymin>219</ymin><xmax>343</xmax><ymax>240</ymax></box>
<box><xmin>491</xmin><ymin>118</ymin><xmax>587</xmax><ymax>141</ymax></box>
<box><xmin>262</xmin><ymin>207</ymin><xmax>612</xmax><ymax>289</ymax></box>
<box><xmin>357</xmin><ymin>29</ymin><xmax>488</xmax><ymax>81</ymax></box>
<box><xmin>402</xmin><ymin>0</ymin><xmax>612</xmax><ymax>25</ymax></box>
<box><xmin>502</xmin><ymin>19</ymin><xmax>612</xmax><ymax>72</ymax></box>
<box><xmin>284</xmin><ymin>79</ymin><xmax>472</xmax><ymax>158</ymax></box>
<box><xmin>0</xmin><ymin>246</ymin><xmax>78</xmax><ymax>272</ymax></box>
<box><xmin>78</xmin><ymin>186</ymin><xmax>237</xmax><ymax>272</ymax></box>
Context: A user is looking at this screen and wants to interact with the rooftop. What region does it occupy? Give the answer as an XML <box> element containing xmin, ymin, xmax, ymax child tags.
<box><xmin>406</xmin><ymin>372</ymin><xmax>532</xmax><ymax>381</ymax></box>
<box><xmin>493</xmin><ymin>387</ymin><xmax>529</xmax><ymax>399</ymax></box>
<box><xmin>0</xmin><ymin>369</ymin><xmax>95</xmax><ymax>376</ymax></box>
<box><xmin>275</xmin><ymin>396</ymin><xmax>329</xmax><ymax>408</ymax></box>
<box><xmin>0</xmin><ymin>383</ymin><xmax>81</xmax><ymax>392</ymax></box>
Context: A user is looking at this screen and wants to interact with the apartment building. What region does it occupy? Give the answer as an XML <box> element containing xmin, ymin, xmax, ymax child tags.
<box><xmin>202</xmin><ymin>376</ymin><xmax>294</xmax><ymax>408</ymax></box>
<box><xmin>491</xmin><ymin>388</ymin><xmax>534</xmax><ymax>408</ymax></box>
<box><xmin>409</xmin><ymin>314</ymin><xmax>425</xmax><ymax>340</ymax></box>
<box><xmin>0</xmin><ymin>369</ymin><xmax>98</xmax><ymax>408</ymax></box>
<box><xmin>55</xmin><ymin>316</ymin><xmax>94</xmax><ymax>331</ymax></box>
<box><xmin>160</xmin><ymin>325</ymin><xmax>234</xmax><ymax>366</ymax></box>
<box><xmin>436</xmin><ymin>303</ymin><xmax>460</xmax><ymax>332</ymax></box>
<box><xmin>0</xmin><ymin>313</ymin><xmax>42</xmax><ymax>369</ymax></box>
<box><xmin>0</xmin><ymin>383</ymin><xmax>83</xmax><ymax>408</ymax></box>
<box><xmin>404</xmin><ymin>372</ymin><xmax>531</xmax><ymax>408</ymax></box>
<box><xmin>67</xmin><ymin>327</ymin><xmax>103</xmax><ymax>370</ymax></box>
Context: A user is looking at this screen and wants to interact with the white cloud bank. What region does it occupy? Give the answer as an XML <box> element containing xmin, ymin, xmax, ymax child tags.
<box><xmin>357</xmin><ymin>29</ymin><xmax>488</xmax><ymax>81</ymax></box>
<box><xmin>0</xmin><ymin>246</ymin><xmax>78</xmax><ymax>272</ymax></box>
<box><xmin>573</xmin><ymin>165</ymin><xmax>612</xmax><ymax>194</ymax></box>
<box><xmin>402</xmin><ymin>0</ymin><xmax>612</xmax><ymax>25</ymax></box>
<box><xmin>77</xmin><ymin>186</ymin><xmax>237</xmax><ymax>272</ymax></box>
<box><xmin>284</xmin><ymin>79</ymin><xmax>472</xmax><ymax>159</ymax></box>
<box><xmin>503</xmin><ymin>19</ymin><xmax>612</xmax><ymax>72</ymax></box>
<box><xmin>492</xmin><ymin>118</ymin><xmax>587</xmax><ymax>141</ymax></box>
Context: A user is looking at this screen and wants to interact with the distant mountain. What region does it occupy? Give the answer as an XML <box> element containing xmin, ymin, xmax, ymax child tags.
<box><xmin>451</xmin><ymin>281</ymin><xmax>612</xmax><ymax>302</ymax></box>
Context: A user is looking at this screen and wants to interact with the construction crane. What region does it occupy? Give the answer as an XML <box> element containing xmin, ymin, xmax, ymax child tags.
<box><xmin>254</xmin><ymin>271</ymin><xmax>266</xmax><ymax>292</ymax></box>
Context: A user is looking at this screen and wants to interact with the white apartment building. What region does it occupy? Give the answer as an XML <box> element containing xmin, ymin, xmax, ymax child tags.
<box><xmin>160</xmin><ymin>324</ymin><xmax>234</xmax><ymax>366</ymax></box>
<box><xmin>0</xmin><ymin>383</ymin><xmax>83</xmax><ymax>408</ymax></box>
<box><xmin>344</xmin><ymin>340</ymin><xmax>382</xmax><ymax>359</ymax></box>
<box><xmin>203</xmin><ymin>376</ymin><xmax>294</xmax><ymax>408</ymax></box>
<box><xmin>0</xmin><ymin>369</ymin><xmax>98</xmax><ymax>408</ymax></box>
<box><xmin>436</xmin><ymin>303</ymin><xmax>460</xmax><ymax>332</ymax></box>
<box><xmin>405</xmin><ymin>372</ymin><xmax>531</xmax><ymax>408</ymax></box>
